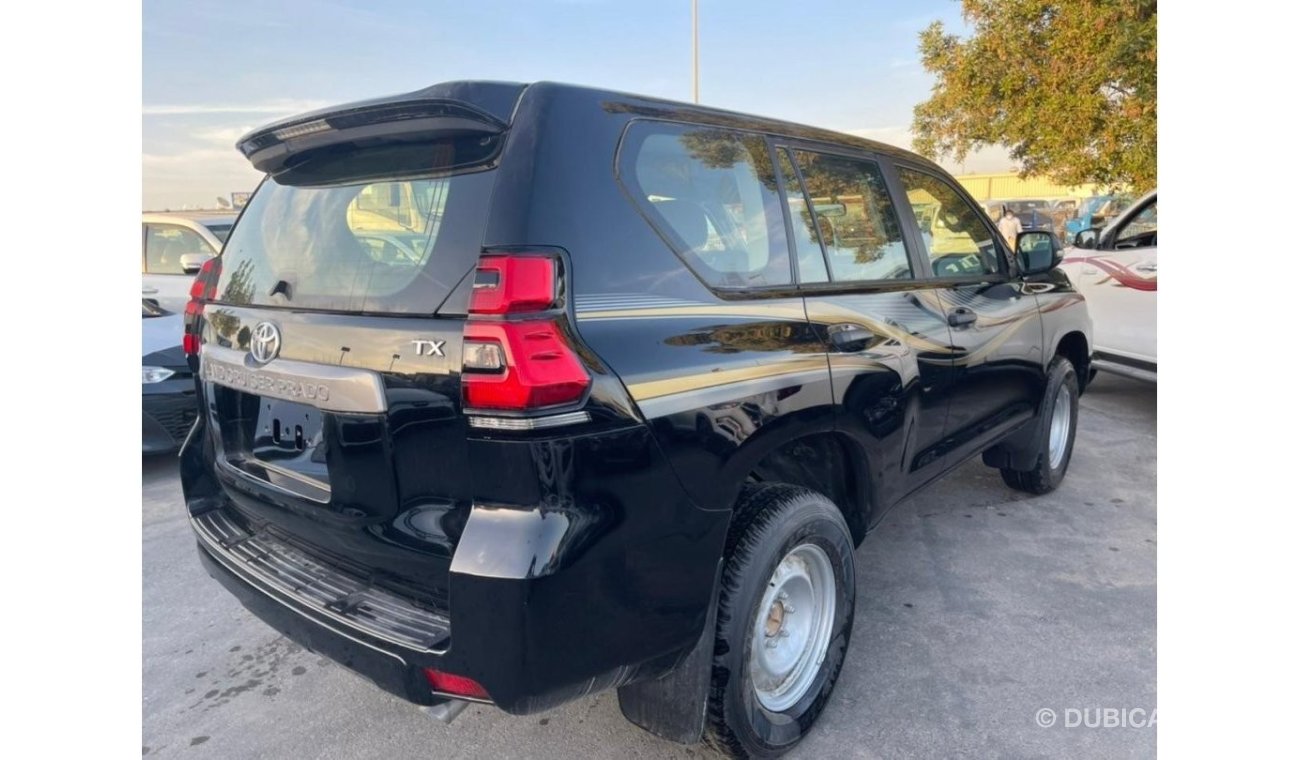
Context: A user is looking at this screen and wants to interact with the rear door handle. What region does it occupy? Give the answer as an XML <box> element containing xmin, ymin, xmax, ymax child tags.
<box><xmin>947</xmin><ymin>308</ymin><xmax>977</xmax><ymax>328</ymax></box>
<box><xmin>1134</xmin><ymin>263</ymin><xmax>1157</xmax><ymax>274</ymax></box>
<box><xmin>142</xmin><ymin>287</ymin><xmax>159</xmax><ymax>295</ymax></box>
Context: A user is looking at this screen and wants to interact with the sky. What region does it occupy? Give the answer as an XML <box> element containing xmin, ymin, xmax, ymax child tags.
<box><xmin>142</xmin><ymin>0</ymin><xmax>1012</xmax><ymax>210</ymax></box>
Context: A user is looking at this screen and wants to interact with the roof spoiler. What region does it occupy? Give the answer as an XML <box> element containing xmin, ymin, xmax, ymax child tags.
<box><xmin>236</xmin><ymin>82</ymin><xmax>527</xmax><ymax>176</ymax></box>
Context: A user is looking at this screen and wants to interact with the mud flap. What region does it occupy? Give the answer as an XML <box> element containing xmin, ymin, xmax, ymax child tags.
<box><xmin>981</xmin><ymin>415</ymin><xmax>1042</xmax><ymax>471</ymax></box>
<box><xmin>616</xmin><ymin>561</ymin><xmax>722</xmax><ymax>745</ymax></box>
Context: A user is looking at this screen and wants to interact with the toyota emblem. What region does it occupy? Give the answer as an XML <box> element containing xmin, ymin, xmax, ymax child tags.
<box><xmin>250</xmin><ymin>322</ymin><xmax>282</xmax><ymax>364</ymax></box>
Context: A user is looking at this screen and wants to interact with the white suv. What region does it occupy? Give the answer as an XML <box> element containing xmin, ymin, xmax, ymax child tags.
<box><xmin>1061</xmin><ymin>189</ymin><xmax>1156</xmax><ymax>380</ymax></box>
<box><xmin>142</xmin><ymin>212</ymin><xmax>236</xmax><ymax>312</ymax></box>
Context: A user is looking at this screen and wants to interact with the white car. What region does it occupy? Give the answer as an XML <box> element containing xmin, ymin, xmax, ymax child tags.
<box><xmin>142</xmin><ymin>212</ymin><xmax>235</xmax><ymax>312</ymax></box>
<box><xmin>1060</xmin><ymin>189</ymin><xmax>1156</xmax><ymax>381</ymax></box>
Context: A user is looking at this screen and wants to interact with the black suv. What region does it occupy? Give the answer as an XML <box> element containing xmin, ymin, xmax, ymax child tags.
<box><xmin>179</xmin><ymin>81</ymin><xmax>1091</xmax><ymax>757</ymax></box>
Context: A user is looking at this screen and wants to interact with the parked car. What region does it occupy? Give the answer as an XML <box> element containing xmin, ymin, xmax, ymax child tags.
<box><xmin>142</xmin><ymin>300</ymin><xmax>197</xmax><ymax>453</ymax></box>
<box><xmin>142</xmin><ymin>212</ymin><xmax>236</xmax><ymax>312</ymax></box>
<box><xmin>1062</xmin><ymin>193</ymin><xmax>1135</xmax><ymax>242</ymax></box>
<box><xmin>1061</xmin><ymin>189</ymin><xmax>1157</xmax><ymax>380</ymax></box>
<box><xmin>179</xmin><ymin>81</ymin><xmax>1093</xmax><ymax>757</ymax></box>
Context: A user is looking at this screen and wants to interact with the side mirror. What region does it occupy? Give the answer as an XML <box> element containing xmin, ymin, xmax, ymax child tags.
<box><xmin>1072</xmin><ymin>228</ymin><xmax>1100</xmax><ymax>250</ymax></box>
<box><xmin>179</xmin><ymin>252</ymin><xmax>214</xmax><ymax>275</ymax></box>
<box><xmin>1016</xmin><ymin>230</ymin><xmax>1062</xmax><ymax>275</ymax></box>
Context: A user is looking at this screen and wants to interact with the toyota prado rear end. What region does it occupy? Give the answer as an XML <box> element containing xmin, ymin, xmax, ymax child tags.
<box><xmin>180</xmin><ymin>80</ymin><xmax>740</xmax><ymax>737</ymax></box>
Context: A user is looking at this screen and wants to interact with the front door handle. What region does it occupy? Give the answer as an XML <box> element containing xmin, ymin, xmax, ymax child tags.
<box><xmin>1134</xmin><ymin>263</ymin><xmax>1157</xmax><ymax>274</ymax></box>
<box><xmin>828</xmin><ymin>323</ymin><xmax>874</xmax><ymax>352</ymax></box>
<box><xmin>947</xmin><ymin>308</ymin><xmax>977</xmax><ymax>328</ymax></box>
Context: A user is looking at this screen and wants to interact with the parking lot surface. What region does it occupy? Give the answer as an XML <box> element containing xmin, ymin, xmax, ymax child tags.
<box><xmin>143</xmin><ymin>374</ymin><xmax>1155</xmax><ymax>759</ymax></box>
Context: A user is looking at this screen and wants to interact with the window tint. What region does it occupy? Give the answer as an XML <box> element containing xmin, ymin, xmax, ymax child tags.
<box><xmin>777</xmin><ymin>149</ymin><xmax>828</xmax><ymax>284</ymax></box>
<box><xmin>145</xmin><ymin>224</ymin><xmax>215</xmax><ymax>274</ymax></box>
<box><xmin>789</xmin><ymin>150</ymin><xmax>911</xmax><ymax>282</ymax></box>
<box><xmin>897</xmin><ymin>167</ymin><xmax>1002</xmax><ymax>277</ymax></box>
<box><xmin>622</xmin><ymin>122</ymin><xmax>791</xmax><ymax>289</ymax></box>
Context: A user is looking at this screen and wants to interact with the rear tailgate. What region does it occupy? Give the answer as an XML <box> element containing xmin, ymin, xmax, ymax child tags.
<box><xmin>200</xmin><ymin>306</ymin><xmax>469</xmax><ymax>612</ymax></box>
<box><xmin>193</xmin><ymin>85</ymin><xmax>523</xmax><ymax>622</ymax></box>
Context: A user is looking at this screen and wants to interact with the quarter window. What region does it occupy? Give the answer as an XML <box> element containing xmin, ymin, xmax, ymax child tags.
<box><xmin>897</xmin><ymin>167</ymin><xmax>1002</xmax><ymax>277</ymax></box>
<box><xmin>144</xmin><ymin>224</ymin><xmax>215</xmax><ymax>275</ymax></box>
<box><xmin>621</xmin><ymin>122</ymin><xmax>792</xmax><ymax>289</ymax></box>
<box><xmin>788</xmin><ymin>150</ymin><xmax>911</xmax><ymax>282</ymax></box>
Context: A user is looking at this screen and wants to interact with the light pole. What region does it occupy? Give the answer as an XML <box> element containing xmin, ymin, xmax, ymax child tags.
<box><xmin>692</xmin><ymin>0</ymin><xmax>699</xmax><ymax>103</ymax></box>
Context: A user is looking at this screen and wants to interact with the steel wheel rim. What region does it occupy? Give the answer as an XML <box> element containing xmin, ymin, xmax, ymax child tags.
<box><xmin>1048</xmin><ymin>384</ymin><xmax>1071</xmax><ymax>469</ymax></box>
<box><xmin>749</xmin><ymin>543</ymin><xmax>837</xmax><ymax>712</ymax></box>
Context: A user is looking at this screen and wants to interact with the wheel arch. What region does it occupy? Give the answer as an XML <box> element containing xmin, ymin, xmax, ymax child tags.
<box><xmin>1055</xmin><ymin>330</ymin><xmax>1091</xmax><ymax>393</ymax></box>
<box><xmin>739</xmin><ymin>430</ymin><xmax>874</xmax><ymax>546</ymax></box>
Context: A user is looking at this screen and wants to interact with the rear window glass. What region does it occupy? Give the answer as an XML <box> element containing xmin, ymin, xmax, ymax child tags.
<box><xmin>214</xmin><ymin>141</ymin><xmax>495</xmax><ymax>314</ymax></box>
<box><xmin>789</xmin><ymin>150</ymin><xmax>911</xmax><ymax>282</ymax></box>
<box><xmin>619</xmin><ymin>122</ymin><xmax>792</xmax><ymax>289</ymax></box>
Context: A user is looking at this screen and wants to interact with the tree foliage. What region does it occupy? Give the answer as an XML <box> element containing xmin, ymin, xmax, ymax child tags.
<box><xmin>912</xmin><ymin>0</ymin><xmax>1156</xmax><ymax>190</ymax></box>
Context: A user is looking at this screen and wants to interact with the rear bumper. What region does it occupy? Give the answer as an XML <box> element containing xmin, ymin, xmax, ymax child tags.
<box><xmin>183</xmin><ymin>422</ymin><xmax>731</xmax><ymax>716</ymax></box>
<box><xmin>192</xmin><ymin>499</ymin><xmax>726</xmax><ymax>714</ymax></box>
<box><xmin>195</xmin><ymin>537</ymin><xmax>436</xmax><ymax>705</ymax></box>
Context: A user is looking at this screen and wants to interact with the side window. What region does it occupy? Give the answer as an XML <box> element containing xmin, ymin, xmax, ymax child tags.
<box><xmin>777</xmin><ymin>149</ymin><xmax>828</xmax><ymax>284</ymax></box>
<box><xmin>620</xmin><ymin>122</ymin><xmax>792</xmax><ymax>289</ymax></box>
<box><xmin>1115</xmin><ymin>199</ymin><xmax>1156</xmax><ymax>247</ymax></box>
<box><xmin>144</xmin><ymin>224</ymin><xmax>215</xmax><ymax>275</ymax></box>
<box><xmin>897</xmin><ymin>167</ymin><xmax>1002</xmax><ymax>277</ymax></box>
<box><xmin>789</xmin><ymin>150</ymin><xmax>911</xmax><ymax>282</ymax></box>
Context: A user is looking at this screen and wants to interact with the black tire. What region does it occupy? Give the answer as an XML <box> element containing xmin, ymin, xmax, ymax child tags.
<box><xmin>1000</xmin><ymin>356</ymin><xmax>1079</xmax><ymax>494</ymax></box>
<box><xmin>704</xmin><ymin>484</ymin><xmax>855</xmax><ymax>758</ymax></box>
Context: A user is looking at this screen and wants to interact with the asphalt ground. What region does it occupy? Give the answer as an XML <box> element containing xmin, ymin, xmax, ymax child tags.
<box><xmin>143</xmin><ymin>372</ymin><xmax>1155</xmax><ymax>759</ymax></box>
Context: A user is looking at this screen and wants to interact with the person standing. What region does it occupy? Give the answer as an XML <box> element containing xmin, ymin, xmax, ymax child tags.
<box><xmin>997</xmin><ymin>205</ymin><xmax>1023</xmax><ymax>246</ymax></box>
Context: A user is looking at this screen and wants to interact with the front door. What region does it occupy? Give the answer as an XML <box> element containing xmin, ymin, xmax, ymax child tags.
<box><xmin>1071</xmin><ymin>195</ymin><xmax>1157</xmax><ymax>364</ymax></box>
<box><xmin>892</xmin><ymin>164</ymin><xmax>1047</xmax><ymax>467</ymax></box>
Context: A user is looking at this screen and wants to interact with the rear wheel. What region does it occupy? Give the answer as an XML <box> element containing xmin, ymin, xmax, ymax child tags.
<box><xmin>705</xmin><ymin>484</ymin><xmax>855</xmax><ymax>758</ymax></box>
<box><xmin>1000</xmin><ymin>356</ymin><xmax>1079</xmax><ymax>494</ymax></box>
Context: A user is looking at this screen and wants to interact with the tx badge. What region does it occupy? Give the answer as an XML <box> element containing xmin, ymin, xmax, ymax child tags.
<box><xmin>411</xmin><ymin>339</ymin><xmax>446</xmax><ymax>357</ymax></box>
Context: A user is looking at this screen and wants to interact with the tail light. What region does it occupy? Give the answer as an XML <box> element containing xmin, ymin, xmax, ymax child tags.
<box><xmin>183</xmin><ymin>258</ymin><xmax>222</xmax><ymax>356</ymax></box>
<box><xmin>469</xmin><ymin>255</ymin><xmax>557</xmax><ymax>314</ymax></box>
<box><xmin>422</xmin><ymin>667</ymin><xmax>490</xmax><ymax>700</ymax></box>
<box><xmin>462</xmin><ymin>253</ymin><xmax>590</xmax><ymax>412</ymax></box>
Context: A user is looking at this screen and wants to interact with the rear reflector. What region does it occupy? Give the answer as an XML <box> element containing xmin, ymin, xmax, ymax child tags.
<box><xmin>469</xmin><ymin>255</ymin><xmax>557</xmax><ymax>315</ymax></box>
<box><xmin>463</xmin><ymin>321</ymin><xmax>590</xmax><ymax>410</ymax></box>
<box><xmin>422</xmin><ymin>668</ymin><xmax>490</xmax><ymax>700</ymax></box>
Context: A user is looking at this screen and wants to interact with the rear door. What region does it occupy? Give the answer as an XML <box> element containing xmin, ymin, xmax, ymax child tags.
<box><xmin>775</xmin><ymin>143</ymin><xmax>956</xmax><ymax>506</ymax></box>
<box><xmin>891</xmin><ymin>163</ymin><xmax>1047</xmax><ymax>466</ymax></box>
<box><xmin>196</xmin><ymin>131</ymin><xmax>503</xmax><ymax>610</ymax></box>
